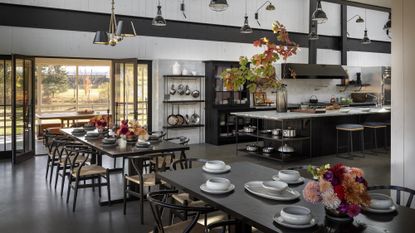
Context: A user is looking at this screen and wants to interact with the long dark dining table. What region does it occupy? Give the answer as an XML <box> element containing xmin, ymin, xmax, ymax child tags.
<box><xmin>158</xmin><ymin>161</ymin><xmax>415</xmax><ymax>233</ymax></box>
<box><xmin>60</xmin><ymin>128</ymin><xmax>190</xmax><ymax>205</ymax></box>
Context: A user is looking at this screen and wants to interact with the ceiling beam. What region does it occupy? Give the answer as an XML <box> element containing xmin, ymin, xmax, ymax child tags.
<box><xmin>322</xmin><ymin>0</ymin><xmax>391</xmax><ymax>12</ymax></box>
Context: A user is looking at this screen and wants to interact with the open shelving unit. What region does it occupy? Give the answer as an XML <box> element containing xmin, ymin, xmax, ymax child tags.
<box><xmin>163</xmin><ymin>74</ymin><xmax>205</xmax><ymax>142</ymax></box>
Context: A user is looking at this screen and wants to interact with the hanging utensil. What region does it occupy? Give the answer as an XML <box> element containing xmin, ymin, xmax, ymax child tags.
<box><xmin>176</xmin><ymin>105</ymin><xmax>185</xmax><ymax>125</ymax></box>
<box><xmin>169</xmin><ymin>84</ymin><xmax>176</xmax><ymax>95</ymax></box>
<box><xmin>167</xmin><ymin>104</ymin><xmax>178</xmax><ymax>126</ymax></box>
<box><xmin>177</xmin><ymin>84</ymin><xmax>185</xmax><ymax>95</ymax></box>
<box><xmin>185</xmin><ymin>85</ymin><xmax>191</xmax><ymax>95</ymax></box>
<box><xmin>191</xmin><ymin>89</ymin><xmax>200</xmax><ymax>98</ymax></box>
<box><xmin>190</xmin><ymin>110</ymin><xmax>200</xmax><ymax>125</ymax></box>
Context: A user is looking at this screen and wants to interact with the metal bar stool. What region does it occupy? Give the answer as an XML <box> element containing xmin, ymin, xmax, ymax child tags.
<box><xmin>363</xmin><ymin>122</ymin><xmax>388</xmax><ymax>153</ymax></box>
<box><xmin>336</xmin><ymin>124</ymin><xmax>365</xmax><ymax>159</ymax></box>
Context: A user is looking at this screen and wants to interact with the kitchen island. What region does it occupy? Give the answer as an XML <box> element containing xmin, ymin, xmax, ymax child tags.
<box><xmin>231</xmin><ymin>107</ymin><xmax>391</xmax><ymax>161</ymax></box>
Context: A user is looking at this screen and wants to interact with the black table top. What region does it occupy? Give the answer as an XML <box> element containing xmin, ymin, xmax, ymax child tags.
<box><xmin>158</xmin><ymin>161</ymin><xmax>415</xmax><ymax>233</ymax></box>
<box><xmin>60</xmin><ymin>128</ymin><xmax>189</xmax><ymax>158</ymax></box>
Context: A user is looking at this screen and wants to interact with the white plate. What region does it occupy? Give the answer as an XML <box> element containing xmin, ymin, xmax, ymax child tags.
<box><xmin>272</xmin><ymin>175</ymin><xmax>305</xmax><ymax>184</ymax></box>
<box><xmin>244</xmin><ymin>181</ymin><xmax>301</xmax><ymax>201</ymax></box>
<box><xmin>273</xmin><ymin>214</ymin><xmax>317</xmax><ymax>229</ymax></box>
<box><xmin>200</xmin><ymin>183</ymin><xmax>235</xmax><ymax>194</ymax></box>
<box><xmin>364</xmin><ymin>204</ymin><xmax>397</xmax><ymax>214</ymax></box>
<box><xmin>202</xmin><ymin>165</ymin><xmax>231</xmax><ymax>174</ymax></box>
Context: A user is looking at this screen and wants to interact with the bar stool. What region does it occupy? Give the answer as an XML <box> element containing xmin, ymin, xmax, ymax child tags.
<box><xmin>363</xmin><ymin>122</ymin><xmax>388</xmax><ymax>152</ymax></box>
<box><xmin>336</xmin><ymin>124</ymin><xmax>365</xmax><ymax>159</ymax></box>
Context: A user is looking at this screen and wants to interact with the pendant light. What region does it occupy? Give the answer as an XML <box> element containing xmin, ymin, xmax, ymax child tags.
<box><xmin>153</xmin><ymin>0</ymin><xmax>167</xmax><ymax>26</ymax></box>
<box><xmin>240</xmin><ymin>0</ymin><xmax>253</xmax><ymax>34</ymax></box>
<box><xmin>308</xmin><ymin>21</ymin><xmax>319</xmax><ymax>40</ymax></box>
<box><xmin>93</xmin><ymin>31</ymin><xmax>109</xmax><ymax>45</ymax></box>
<box><xmin>312</xmin><ymin>0</ymin><xmax>328</xmax><ymax>24</ymax></box>
<box><xmin>93</xmin><ymin>0</ymin><xmax>125</xmax><ymax>46</ymax></box>
<box><xmin>361</xmin><ymin>10</ymin><xmax>371</xmax><ymax>45</ymax></box>
<box><xmin>209</xmin><ymin>0</ymin><xmax>229</xmax><ymax>12</ymax></box>
<box><xmin>383</xmin><ymin>12</ymin><xmax>391</xmax><ymax>31</ymax></box>
<box><xmin>254</xmin><ymin>1</ymin><xmax>276</xmax><ymax>26</ymax></box>
<box><xmin>347</xmin><ymin>14</ymin><xmax>364</xmax><ymax>24</ymax></box>
<box><xmin>116</xmin><ymin>20</ymin><xmax>137</xmax><ymax>38</ymax></box>
<box><xmin>180</xmin><ymin>0</ymin><xmax>187</xmax><ymax>19</ymax></box>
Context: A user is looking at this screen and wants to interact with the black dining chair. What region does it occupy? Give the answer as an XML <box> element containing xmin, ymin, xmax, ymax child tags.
<box><xmin>206</xmin><ymin>219</ymin><xmax>239</xmax><ymax>233</ymax></box>
<box><xmin>149</xmin><ymin>136</ymin><xmax>190</xmax><ymax>173</ymax></box>
<box><xmin>368</xmin><ymin>185</ymin><xmax>415</xmax><ymax>208</ymax></box>
<box><xmin>123</xmin><ymin>154</ymin><xmax>167</xmax><ymax>224</ymax></box>
<box><xmin>64</xmin><ymin>145</ymin><xmax>111</xmax><ymax>212</ymax></box>
<box><xmin>45</xmin><ymin>136</ymin><xmax>76</xmax><ymax>182</ymax></box>
<box><xmin>147</xmin><ymin>190</ymin><xmax>215</xmax><ymax>233</ymax></box>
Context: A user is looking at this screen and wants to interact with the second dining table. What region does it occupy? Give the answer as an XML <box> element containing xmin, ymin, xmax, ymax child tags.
<box><xmin>158</xmin><ymin>161</ymin><xmax>415</xmax><ymax>233</ymax></box>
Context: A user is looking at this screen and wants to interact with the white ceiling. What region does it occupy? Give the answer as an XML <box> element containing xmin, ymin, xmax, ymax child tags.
<box><xmin>348</xmin><ymin>0</ymin><xmax>392</xmax><ymax>8</ymax></box>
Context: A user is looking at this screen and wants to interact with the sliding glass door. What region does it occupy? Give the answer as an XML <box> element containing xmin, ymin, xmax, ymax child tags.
<box><xmin>12</xmin><ymin>55</ymin><xmax>35</xmax><ymax>164</ymax></box>
<box><xmin>0</xmin><ymin>56</ymin><xmax>12</xmax><ymax>158</ymax></box>
<box><xmin>112</xmin><ymin>59</ymin><xmax>151</xmax><ymax>130</ymax></box>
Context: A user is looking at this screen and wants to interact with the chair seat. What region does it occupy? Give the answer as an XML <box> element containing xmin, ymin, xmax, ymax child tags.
<box><xmin>364</xmin><ymin>122</ymin><xmax>387</xmax><ymax>128</ymax></box>
<box><xmin>336</xmin><ymin>124</ymin><xmax>364</xmax><ymax>131</ymax></box>
<box><xmin>172</xmin><ymin>193</ymin><xmax>206</xmax><ymax>207</ymax></box>
<box><xmin>149</xmin><ymin>220</ymin><xmax>205</xmax><ymax>233</ymax></box>
<box><xmin>72</xmin><ymin>165</ymin><xmax>106</xmax><ymax>177</ymax></box>
<box><xmin>125</xmin><ymin>173</ymin><xmax>166</xmax><ymax>187</ymax></box>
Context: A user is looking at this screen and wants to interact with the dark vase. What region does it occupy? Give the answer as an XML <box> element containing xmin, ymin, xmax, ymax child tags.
<box><xmin>325</xmin><ymin>208</ymin><xmax>354</xmax><ymax>223</ymax></box>
<box><xmin>275</xmin><ymin>86</ymin><xmax>288</xmax><ymax>113</ymax></box>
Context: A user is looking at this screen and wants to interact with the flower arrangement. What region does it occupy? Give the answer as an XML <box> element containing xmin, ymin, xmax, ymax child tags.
<box><xmin>89</xmin><ymin>115</ymin><xmax>108</xmax><ymax>129</ymax></box>
<box><xmin>220</xmin><ymin>21</ymin><xmax>298</xmax><ymax>93</ymax></box>
<box><xmin>116</xmin><ymin>119</ymin><xmax>148</xmax><ymax>140</ymax></box>
<box><xmin>303</xmin><ymin>164</ymin><xmax>371</xmax><ymax>218</ymax></box>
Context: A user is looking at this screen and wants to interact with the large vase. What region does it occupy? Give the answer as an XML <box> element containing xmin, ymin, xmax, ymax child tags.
<box><xmin>275</xmin><ymin>86</ymin><xmax>288</xmax><ymax>113</ymax></box>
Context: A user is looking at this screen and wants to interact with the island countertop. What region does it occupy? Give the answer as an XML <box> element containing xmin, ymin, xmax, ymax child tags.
<box><xmin>231</xmin><ymin>107</ymin><xmax>391</xmax><ymax>120</ymax></box>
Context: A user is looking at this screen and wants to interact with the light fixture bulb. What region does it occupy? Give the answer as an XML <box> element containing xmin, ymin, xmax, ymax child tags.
<box><xmin>152</xmin><ymin>5</ymin><xmax>167</xmax><ymax>26</ymax></box>
<box><xmin>209</xmin><ymin>0</ymin><xmax>229</xmax><ymax>12</ymax></box>
<box><xmin>361</xmin><ymin>29</ymin><xmax>371</xmax><ymax>45</ymax></box>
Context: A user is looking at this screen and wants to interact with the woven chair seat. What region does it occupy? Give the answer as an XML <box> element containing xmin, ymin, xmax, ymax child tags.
<box><xmin>364</xmin><ymin>122</ymin><xmax>387</xmax><ymax>128</ymax></box>
<box><xmin>336</xmin><ymin>124</ymin><xmax>364</xmax><ymax>131</ymax></box>
<box><xmin>172</xmin><ymin>193</ymin><xmax>206</xmax><ymax>207</ymax></box>
<box><xmin>125</xmin><ymin>173</ymin><xmax>166</xmax><ymax>187</ymax></box>
<box><xmin>72</xmin><ymin>165</ymin><xmax>106</xmax><ymax>177</ymax></box>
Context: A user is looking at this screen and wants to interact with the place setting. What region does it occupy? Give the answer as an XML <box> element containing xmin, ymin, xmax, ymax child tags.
<box><xmin>202</xmin><ymin>160</ymin><xmax>231</xmax><ymax>174</ymax></box>
<box><xmin>363</xmin><ymin>192</ymin><xmax>397</xmax><ymax>214</ymax></box>
<box><xmin>71</xmin><ymin>128</ymin><xmax>87</xmax><ymax>136</ymax></box>
<box><xmin>273</xmin><ymin>205</ymin><xmax>317</xmax><ymax>229</ymax></box>
<box><xmin>244</xmin><ymin>180</ymin><xmax>301</xmax><ymax>201</ymax></box>
<box><xmin>200</xmin><ymin>177</ymin><xmax>235</xmax><ymax>195</ymax></box>
<box><xmin>101</xmin><ymin>137</ymin><xmax>118</xmax><ymax>148</ymax></box>
<box><xmin>272</xmin><ymin>170</ymin><xmax>305</xmax><ymax>185</ymax></box>
<box><xmin>84</xmin><ymin>131</ymin><xmax>100</xmax><ymax>140</ymax></box>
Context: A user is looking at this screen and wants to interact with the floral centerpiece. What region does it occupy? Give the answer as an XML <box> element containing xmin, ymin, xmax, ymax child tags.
<box><xmin>89</xmin><ymin>115</ymin><xmax>108</xmax><ymax>132</ymax></box>
<box><xmin>303</xmin><ymin>164</ymin><xmax>371</xmax><ymax>220</ymax></box>
<box><xmin>116</xmin><ymin>119</ymin><xmax>148</xmax><ymax>141</ymax></box>
<box><xmin>220</xmin><ymin>21</ymin><xmax>298</xmax><ymax>112</ymax></box>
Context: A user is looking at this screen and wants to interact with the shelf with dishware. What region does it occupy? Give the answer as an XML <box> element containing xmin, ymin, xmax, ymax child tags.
<box><xmin>163</xmin><ymin>74</ymin><xmax>205</xmax><ymax>79</ymax></box>
<box><xmin>238</xmin><ymin>132</ymin><xmax>311</xmax><ymax>142</ymax></box>
<box><xmin>237</xmin><ymin>147</ymin><xmax>308</xmax><ymax>162</ymax></box>
<box><xmin>163</xmin><ymin>100</ymin><xmax>205</xmax><ymax>104</ymax></box>
<box><xmin>163</xmin><ymin>124</ymin><xmax>205</xmax><ymax>129</ymax></box>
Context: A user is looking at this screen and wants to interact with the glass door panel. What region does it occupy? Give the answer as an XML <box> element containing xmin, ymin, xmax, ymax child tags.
<box><xmin>0</xmin><ymin>58</ymin><xmax>13</xmax><ymax>155</ymax></box>
<box><xmin>137</xmin><ymin>63</ymin><xmax>150</xmax><ymax>128</ymax></box>
<box><xmin>12</xmin><ymin>55</ymin><xmax>35</xmax><ymax>164</ymax></box>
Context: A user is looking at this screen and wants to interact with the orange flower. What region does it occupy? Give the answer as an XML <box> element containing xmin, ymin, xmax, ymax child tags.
<box><xmin>350</xmin><ymin>167</ymin><xmax>364</xmax><ymax>178</ymax></box>
<box><xmin>343</xmin><ymin>174</ymin><xmax>366</xmax><ymax>205</ymax></box>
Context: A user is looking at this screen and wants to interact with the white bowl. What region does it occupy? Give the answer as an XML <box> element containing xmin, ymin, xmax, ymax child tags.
<box><xmin>205</xmin><ymin>160</ymin><xmax>226</xmax><ymax>170</ymax></box>
<box><xmin>262</xmin><ymin>181</ymin><xmax>288</xmax><ymax>194</ymax></box>
<box><xmin>280</xmin><ymin>206</ymin><xmax>312</xmax><ymax>225</ymax></box>
<box><xmin>340</xmin><ymin>108</ymin><xmax>351</xmax><ymax>113</ymax></box>
<box><xmin>361</xmin><ymin>108</ymin><xmax>371</xmax><ymax>112</ymax></box>
<box><xmin>206</xmin><ymin>178</ymin><xmax>231</xmax><ymax>191</ymax></box>
<box><xmin>278</xmin><ymin>170</ymin><xmax>300</xmax><ymax>182</ymax></box>
<box><xmin>369</xmin><ymin>193</ymin><xmax>394</xmax><ymax>209</ymax></box>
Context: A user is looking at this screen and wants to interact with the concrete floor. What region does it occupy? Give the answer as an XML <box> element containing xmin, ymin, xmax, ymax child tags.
<box><xmin>0</xmin><ymin>143</ymin><xmax>390</xmax><ymax>233</ymax></box>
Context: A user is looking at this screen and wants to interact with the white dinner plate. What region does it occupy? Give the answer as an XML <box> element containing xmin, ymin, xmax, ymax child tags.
<box><xmin>202</xmin><ymin>165</ymin><xmax>231</xmax><ymax>174</ymax></box>
<box><xmin>364</xmin><ymin>204</ymin><xmax>397</xmax><ymax>214</ymax></box>
<box><xmin>273</xmin><ymin>214</ymin><xmax>317</xmax><ymax>229</ymax></box>
<box><xmin>244</xmin><ymin>181</ymin><xmax>301</xmax><ymax>201</ymax></box>
<box><xmin>272</xmin><ymin>175</ymin><xmax>305</xmax><ymax>185</ymax></box>
<box><xmin>200</xmin><ymin>183</ymin><xmax>235</xmax><ymax>194</ymax></box>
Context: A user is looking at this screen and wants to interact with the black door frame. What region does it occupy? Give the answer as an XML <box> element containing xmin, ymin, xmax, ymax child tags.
<box><xmin>11</xmin><ymin>54</ymin><xmax>36</xmax><ymax>164</ymax></box>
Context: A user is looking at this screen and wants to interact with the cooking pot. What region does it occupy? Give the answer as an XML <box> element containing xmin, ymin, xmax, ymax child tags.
<box><xmin>262</xmin><ymin>147</ymin><xmax>275</xmax><ymax>154</ymax></box>
<box><xmin>272</xmin><ymin>129</ymin><xmax>282</xmax><ymax>136</ymax></box>
<box><xmin>177</xmin><ymin>84</ymin><xmax>185</xmax><ymax>95</ymax></box>
<box><xmin>246</xmin><ymin>144</ymin><xmax>258</xmax><ymax>152</ymax></box>
<box><xmin>191</xmin><ymin>90</ymin><xmax>200</xmax><ymax>98</ymax></box>
<box><xmin>278</xmin><ymin>144</ymin><xmax>295</xmax><ymax>153</ymax></box>
<box><xmin>282</xmin><ymin>127</ymin><xmax>296</xmax><ymax>138</ymax></box>
<box><xmin>243</xmin><ymin>126</ymin><xmax>257</xmax><ymax>133</ymax></box>
<box><xmin>309</xmin><ymin>95</ymin><xmax>318</xmax><ymax>104</ymax></box>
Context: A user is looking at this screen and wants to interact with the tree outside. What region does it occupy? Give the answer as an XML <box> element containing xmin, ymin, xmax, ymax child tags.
<box><xmin>41</xmin><ymin>65</ymin><xmax>69</xmax><ymax>102</ymax></box>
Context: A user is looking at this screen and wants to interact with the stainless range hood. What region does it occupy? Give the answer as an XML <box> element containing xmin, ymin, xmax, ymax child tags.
<box><xmin>282</xmin><ymin>63</ymin><xmax>348</xmax><ymax>79</ymax></box>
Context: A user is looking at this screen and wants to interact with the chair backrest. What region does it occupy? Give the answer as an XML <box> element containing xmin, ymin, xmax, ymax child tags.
<box><xmin>63</xmin><ymin>145</ymin><xmax>95</xmax><ymax>174</ymax></box>
<box><xmin>170</xmin><ymin>158</ymin><xmax>207</xmax><ymax>171</ymax></box>
<box><xmin>368</xmin><ymin>185</ymin><xmax>415</xmax><ymax>208</ymax></box>
<box><xmin>147</xmin><ymin>190</ymin><xmax>214</xmax><ymax>233</ymax></box>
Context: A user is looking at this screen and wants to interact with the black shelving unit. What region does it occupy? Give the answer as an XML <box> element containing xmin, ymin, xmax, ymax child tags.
<box><xmin>163</xmin><ymin>74</ymin><xmax>205</xmax><ymax>142</ymax></box>
<box><xmin>204</xmin><ymin>61</ymin><xmax>255</xmax><ymax>145</ymax></box>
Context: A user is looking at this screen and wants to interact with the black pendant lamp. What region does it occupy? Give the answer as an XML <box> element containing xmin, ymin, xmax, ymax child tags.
<box><xmin>153</xmin><ymin>0</ymin><xmax>167</xmax><ymax>26</ymax></box>
<box><xmin>116</xmin><ymin>20</ymin><xmax>137</xmax><ymax>37</ymax></box>
<box><xmin>93</xmin><ymin>31</ymin><xmax>109</xmax><ymax>45</ymax></box>
<box><xmin>308</xmin><ymin>21</ymin><xmax>319</xmax><ymax>40</ymax></box>
<box><xmin>209</xmin><ymin>0</ymin><xmax>229</xmax><ymax>12</ymax></box>
<box><xmin>240</xmin><ymin>0</ymin><xmax>253</xmax><ymax>34</ymax></box>
<box><xmin>383</xmin><ymin>13</ymin><xmax>391</xmax><ymax>31</ymax></box>
<box><xmin>254</xmin><ymin>1</ymin><xmax>276</xmax><ymax>26</ymax></box>
<box><xmin>361</xmin><ymin>10</ymin><xmax>371</xmax><ymax>45</ymax></box>
<box><xmin>312</xmin><ymin>0</ymin><xmax>328</xmax><ymax>24</ymax></box>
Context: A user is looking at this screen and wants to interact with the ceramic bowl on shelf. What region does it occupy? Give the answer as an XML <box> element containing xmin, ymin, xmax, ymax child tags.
<box><xmin>205</xmin><ymin>160</ymin><xmax>226</xmax><ymax>170</ymax></box>
<box><xmin>278</xmin><ymin>170</ymin><xmax>301</xmax><ymax>182</ymax></box>
<box><xmin>369</xmin><ymin>193</ymin><xmax>394</xmax><ymax>209</ymax></box>
<box><xmin>280</xmin><ymin>206</ymin><xmax>312</xmax><ymax>225</ymax></box>
<box><xmin>206</xmin><ymin>178</ymin><xmax>231</xmax><ymax>191</ymax></box>
<box><xmin>262</xmin><ymin>181</ymin><xmax>288</xmax><ymax>194</ymax></box>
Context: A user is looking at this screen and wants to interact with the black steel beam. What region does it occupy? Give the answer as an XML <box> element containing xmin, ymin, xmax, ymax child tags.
<box><xmin>322</xmin><ymin>0</ymin><xmax>390</xmax><ymax>12</ymax></box>
<box><xmin>340</xmin><ymin>5</ymin><xmax>348</xmax><ymax>65</ymax></box>
<box><xmin>347</xmin><ymin>38</ymin><xmax>391</xmax><ymax>53</ymax></box>
<box><xmin>308</xmin><ymin>0</ymin><xmax>318</xmax><ymax>64</ymax></box>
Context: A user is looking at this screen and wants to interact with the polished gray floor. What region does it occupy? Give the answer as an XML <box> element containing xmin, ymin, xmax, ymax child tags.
<box><xmin>0</xmin><ymin>143</ymin><xmax>390</xmax><ymax>233</ymax></box>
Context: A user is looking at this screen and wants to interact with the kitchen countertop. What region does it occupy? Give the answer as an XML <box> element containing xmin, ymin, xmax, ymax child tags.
<box><xmin>231</xmin><ymin>107</ymin><xmax>391</xmax><ymax>120</ymax></box>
